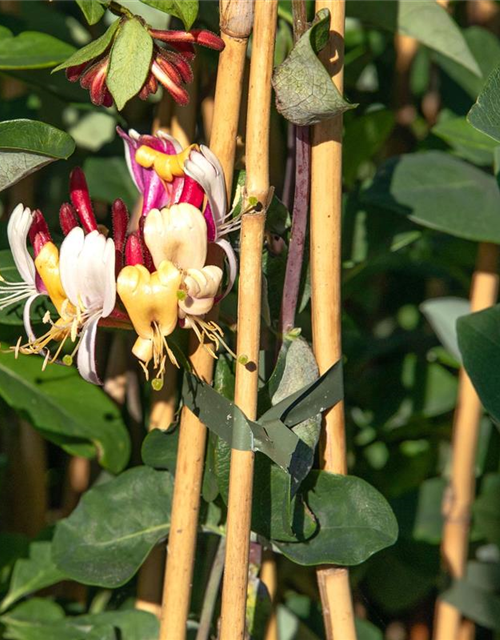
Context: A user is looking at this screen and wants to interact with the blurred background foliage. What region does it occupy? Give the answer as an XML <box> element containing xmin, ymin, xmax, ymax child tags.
<box><xmin>1</xmin><ymin>1</ymin><xmax>500</xmax><ymax>639</ymax></box>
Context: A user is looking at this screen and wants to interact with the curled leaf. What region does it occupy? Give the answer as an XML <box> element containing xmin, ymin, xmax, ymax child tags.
<box><xmin>272</xmin><ymin>8</ymin><xmax>356</xmax><ymax>126</ymax></box>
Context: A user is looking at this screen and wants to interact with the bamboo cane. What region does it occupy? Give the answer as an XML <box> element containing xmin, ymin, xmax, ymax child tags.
<box><xmin>218</xmin><ymin>2</ymin><xmax>277</xmax><ymax>638</ymax></box>
<box><xmin>309</xmin><ymin>1</ymin><xmax>357</xmax><ymax>639</ymax></box>
<box><xmin>433</xmin><ymin>242</ymin><xmax>499</xmax><ymax>640</ymax></box>
<box><xmin>159</xmin><ymin>4</ymin><xmax>253</xmax><ymax>639</ymax></box>
<box><xmin>261</xmin><ymin>550</ymin><xmax>279</xmax><ymax>640</ymax></box>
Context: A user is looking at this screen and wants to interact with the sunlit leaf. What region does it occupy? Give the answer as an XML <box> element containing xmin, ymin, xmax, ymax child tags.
<box><xmin>139</xmin><ymin>0</ymin><xmax>199</xmax><ymax>30</ymax></box>
<box><xmin>273</xmin><ymin>9</ymin><xmax>356</xmax><ymax>126</ymax></box>
<box><xmin>107</xmin><ymin>17</ymin><xmax>153</xmax><ymax>110</ymax></box>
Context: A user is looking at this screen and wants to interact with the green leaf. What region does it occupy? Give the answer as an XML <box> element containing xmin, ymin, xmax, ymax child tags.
<box><xmin>473</xmin><ymin>473</ymin><xmax>500</xmax><ymax>546</ymax></box>
<box><xmin>139</xmin><ymin>0</ymin><xmax>199</xmax><ymax>30</ymax></box>
<box><xmin>433</xmin><ymin>26</ymin><xmax>500</xmax><ymax>99</ymax></box>
<box><xmin>458</xmin><ymin>306</ymin><xmax>500</xmax><ymax>424</ymax></box>
<box><xmin>468</xmin><ymin>64</ymin><xmax>500</xmax><ymax>143</ymax></box>
<box><xmin>355</xmin><ymin>619</ymin><xmax>383</xmax><ymax>640</ymax></box>
<box><xmin>76</xmin><ymin>0</ymin><xmax>108</xmax><ymax>25</ymax></box>
<box><xmin>343</xmin><ymin>108</ymin><xmax>395</xmax><ymax>186</ymax></box>
<box><xmin>52</xmin><ymin>20</ymin><xmax>120</xmax><ymax>73</ymax></box>
<box><xmin>0</xmin><ymin>31</ymin><xmax>75</xmax><ymax>70</ymax></box>
<box><xmin>420</xmin><ymin>297</ymin><xmax>470</xmax><ymax>363</ymax></box>
<box><xmin>107</xmin><ymin>17</ymin><xmax>153</xmax><ymax>110</ymax></box>
<box><xmin>1</xmin><ymin>542</ymin><xmax>66</xmax><ymax>612</ymax></box>
<box><xmin>348</xmin><ymin>0</ymin><xmax>480</xmax><ymax>77</ymax></box>
<box><xmin>272</xmin><ymin>8</ymin><xmax>356</xmax><ymax>126</ymax></box>
<box><xmin>0</xmin><ymin>119</ymin><xmax>75</xmax><ymax>192</ymax></box>
<box><xmin>432</xmin><ymin>117</ymin><xmax>499</xmax><ymax>166</ymax></box>
<box><xmin>0</xmin><ymin>599</ymin><xmax>115</xmax><ymax>640</ymax></box>
<box><xmin>141</xmin><ymin>428</ymin><xmax>179</xmax><ymax>472</ymax></box>
<box><xmin>52</xmin><ymin>467</ymin><xmax>173</xmax><ymax>587</ymax></box>
<box><xmin>68</xmin><ymin>610</ymin><xmax>159</xmax><ymax>640</ymax></box>
<box><xmin>83</xmin><ymin>156</ymin><xmax>137</xmax><ymax>211</ymax></box>
<box><xmin>442</xmin><ymin>577</ymin><xmax>500</xmax><ymax>631</ymax></box>
<box><xmin>276</xmin><ymin>471</ymin><xmax>398</xmax><ymax>565</ymax></box>
<box><xmin>0</xmin><ymin>352</ymin><xmax>130</xmax><ymax>474</ymax></box>
<box><xmin>362</xmin><ymin>151</ymin><xmax>500</xmax><ymax>244</ymax></box>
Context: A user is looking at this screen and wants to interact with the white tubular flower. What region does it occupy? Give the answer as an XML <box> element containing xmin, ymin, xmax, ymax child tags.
<box><xmin>183</xmin><ymin>145</ymin><xmax>239</xmax><ymax>299</ymax></box>
<box><xmin>178</xmin><ymin>266</ymin><xmax>223</xmax><ymax>318</ymax></box>
<box><xmin>59</xmin><ymin>228</ymin><xmax>116</xmax><ymax>384</ymax></box>
<box><xmin>0</xmin><ymin>204</ymin><xmax>43</xmax><ymax>340</ymax></box>
<box><xmin>143</xmin><ymin>203</ymin><xmax>207</xmax><ymax>271</ymax></box>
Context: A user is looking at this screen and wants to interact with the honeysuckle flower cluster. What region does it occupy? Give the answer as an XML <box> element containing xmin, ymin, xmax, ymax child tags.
<box><xmin>0</xmin><ymin>129</ymin><xmax>238</xmax><ymax>388</ymax></box>
<box><xmin>66</xmin><ymin>23</ymin><xmax>224</xmax><ymax>107</ymax></box>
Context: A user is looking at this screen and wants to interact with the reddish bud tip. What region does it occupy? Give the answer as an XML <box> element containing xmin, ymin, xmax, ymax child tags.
<box><xmin>66</xmin><ymin>62</ymin><xmax>89</xmax><ymax>82</ymax></box>
<box><xmin>191</xmin><ymin>29</ymin><xmax>225</xmax><ymax>51</ymax></box>
<box><xmin>28</xmin><ymin>210</ymin><xmax>51</xmax><ymax>249</ymax></box>
<box><xmin>111</xmin><ymin>199</ymin><xmax>129</xmax><ymax>250</ymax></box>
<box><xmin>70</xmin><ymin>167</ymin><xmax>97</xmax><ymax>233</ymax></box>
<box><xmin>59</xmin><ymin>203</ymin><xmax>79</xmax><ymax>236</ymax></box>
<box><xmin>151</xmin><ymin>61</ymin><xmax>189</xmax><ymax>106</ymax></box>
<box><xmin>157</xmin><ymin>48</ymin><xmax>193</xmax><ymax>84</ymax></box>
<box><xmin>139</xmin><ymin>217</ymin><xmax>155</xmax><ymax>272</ymax></box>
<box><xmin>125</xmin><ymin>232</ymin><xmax>144</xmax><ymax>267</ymax></box>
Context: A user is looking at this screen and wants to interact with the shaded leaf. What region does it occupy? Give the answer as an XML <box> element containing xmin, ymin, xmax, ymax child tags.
<box><xmin>432</xmin><ymin>117</ymin><xmax>498</xmax><ymax>166</ymax></box>
<box><xmin>140</xmin><ymin>0</ymin><xmax>199</xmax><ymax>29</ymax></box>
<box><xmin>468</xmin><ymin>64</ymin><xmax>500</xmax><ymax>143</ymax></box>
<box><xmin>272</xmin><ymin>9</ymin><xmax>356</xmax><ymax>126</ymax></box>
<box><xmin>362</xmin><ymin>152</ymin><xmax>500</xmax><ymax>244</ymax></box>
<box><xmin>53</xmin><ymin>467</ymin><xmax>173</xmax><ymax>587</ymax></box>
<box><xmin>141</xmin><ymin>428</ymin><xmax>178</xmax><ymax>472</ymax></box>
<box><xmin>0</xmin><ymin>352</ymin><xmax>130</xmax><ymax>474</ymax></box>
<box><xmin>0</xmin><ymin>30</ymin><xmax>75</xmax><ymax>70</ymax></box>
<box><xmin>420</xmin><ymin>297</ymin><xmax>470</xmax><ymax>363</ymax></box>
<box><xmin>458</xmin><ymin>306</ymin><xmax>500</xmax><ymax>424</ymax></box>
<box><xmin>0</xmin><ymin>119</ymin><xmax>75</xmax><ymax>192</ymax></box>
<box><xmin>107</xmin><ymin>17</ymin><xmax>153</xmax><ymax>110</ymax></box>
<box><xmin>52</xmin><ymin>20</ymin><xmax>120</xmax><ymax>73</ymax></box>
<box><xmin>277</xmin><ymin>471</ymin><xmax>398</xmax><ymax>565</ymax></box>
<box><xmin>76</xmin><ymin>0</ymin><xmax>108</xmax><ymax>25</ymax></box>
<box><xmin>442</xmin><ymin>578</ymin><xmax>500</xmax><ymax>631</ymax></box>
<box><xmin>348</xmin><ymin>0</ymin><xmax>480</xmax><ymax>76</ymax></box>
<box><xmin>1</xmin><ymin>542</ymin><xmax>66</xmax><ymax>612</ymax></box>
<box><xmin>83</xmin><ymin>156</ymin><xmax>137</xmax><ymax>211</ymax></box>
<box><xmin>473</xmin><ymin>473</ymin><xmax>500</xmax><ymax>546</ymax></box>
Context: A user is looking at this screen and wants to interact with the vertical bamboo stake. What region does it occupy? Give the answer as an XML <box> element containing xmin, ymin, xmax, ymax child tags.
<box><xmin>159</xmin><ymin>4</ymin><xmax>253</xmax><ymax>639</ymax></box>
<box><xmin>261</xmin><ymin>550</ymin><xmax>279</xmax><ymax>640</ymax></box>
<box><xmin>310</xmin><ymin>1</ymin><xmax>357</xmax><ymax>639</ymax></box>
<box><xmin>218</xmin><ymin>2</ymin><xmax>277</xmax><ymax>638</ymax></box>
<box><xmin>433</xmin><ymin>243</ymin><xmax>499</xmax><ymax>640</ymax></box>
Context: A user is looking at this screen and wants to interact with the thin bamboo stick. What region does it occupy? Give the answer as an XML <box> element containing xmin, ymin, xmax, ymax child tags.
<box><xmin>261</xmin><ymin>550</ymin><xmax>279</xmax><ymax>640</ymax></box>
<box><xmin>218</xmin><ymin>2</ymin><xmax>277</xmax><ymax>638</ymax></box>
<box><xmin>310</xmin><ymin>1</ymin><xmax>356</xmax><ymax>639</ymax></box>
<box><xmin>159</xmin><ymin>5</ymin><xmax>253</xmax><ymax>639</ymax></box>
<box><xmin>433</xmin><ymin>243</ymin><xmax>499</xmax><ymax>640</ymax></box>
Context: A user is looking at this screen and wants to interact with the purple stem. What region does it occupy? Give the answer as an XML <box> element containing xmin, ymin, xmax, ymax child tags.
<box><xmin>280</xmin><ymin>125</ymin><xmax>311</xmax><ymax>335</ymax></box>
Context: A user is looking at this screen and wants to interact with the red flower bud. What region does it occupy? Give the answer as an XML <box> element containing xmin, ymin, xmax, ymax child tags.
<box><xmin>157</xmin><ymin>48</ymin><xmax>193</xmax><ymax>84</ymax></box>
<box><xmin>125</xmin><ymin>232</ymin><xmax>144</xmax><ymax>267</ymax></box>
<box><xmin>70</xmin><ymin>167</ymin><xmax>98</xmax><ymax>233</ymax></box>
<box><xmin>178</xmin><ymin>176</ymin><xmax>205</xmax><ymax>210</ymax></box>
<box><xmin>112</xmin><ymin>199</ymin><xmax>129</xmax><ymax>251</ymax></box>
<box><xmin>59</xmin><ymin>202</ymin><xmax>79</xmax><ymax>236</ymax></box>
<box><xmin>151</xmin><ymin>60</ymin><xmax>189</xmax><ymax>106</ymax></box>
<box><xmin>66</xmin><ymin>62</ymin><xmax>89</xmax><ymax>83</ymax></box>
<box><xmin>28</xmin><ymin>210</ymin><xmax>51</xmax><ymax>249</ymax></box>
<box><xmin>149</xmin><ymin>29</ymin><xmax>224</xmax><ymax>52</ymax></box>
<box><xmin>139</xmin><ymin>216</ymin><xmax>155</xmax><ymax>272</ymax></box>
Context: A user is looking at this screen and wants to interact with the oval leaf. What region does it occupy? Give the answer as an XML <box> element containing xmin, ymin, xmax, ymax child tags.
<box><xmin>362</xmin><ymin>151</ymin><xmax>500</xmax><ymax>244</ymax></box>
<box><xmin>276</xmin><ymin>470</ymin><xmax>398</xmax><ymax>565</ymax></box>
<box><xmin>52</xmin><ymin>467</ymin><xmax>173</xmax><ymax>587</ymax></box>
<box><xmin>0</xmin><ymin>352</ymin><xmax>130</xmax><ymax>474</ymax></box>
<box><xmin>0</xmin><ymin>31</ymin><xmax>75</xmax><ymax>69</ymax></box>
<box><xmin>139</xmin><ymin>0</ymin><xmax>199</xmax><ymax>30</ymax></box>
<box><xmin>458</xmin><ymin>305</ymin><xmax>500</xmax><ymax>425</ymax></box>
<box><xmin>468</xmin><ymin>64</ymin><xmax>500</xmax><ymax>143</ymax></box>
<box><xmin>52</xmin><ymin>20</ymin><xmax>120</xmax><ymax>73</ymax></box>
<box><xmin>76</xmin><ymin>0</ymin><xmax>108</xmax><ymax>26</ymax></box>
<box><xmin>107</xmin><ymin>17</ymin><xmax>153</xmax><ymax>110</ymax></box>
<box><xmin>348</xmin><ymin>0</ymin><xmax>480</xmax><ymax>77</ymax></box>
<box><xmin>0</xmin><ymin>119</ymin><xmax>75</xmax><ymax>192</ymax></box>
<box><xmin>272</xmin><ymin>9</ymin><xmax>356</xmax><ymax>126</ymax></box>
